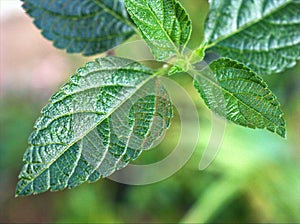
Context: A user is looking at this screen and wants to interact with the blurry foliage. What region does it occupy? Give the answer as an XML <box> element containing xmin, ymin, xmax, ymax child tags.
<box><xmin>1</xmin><ymin>0</ymin><xmax>299</xmax><ymax>223</ymax></box>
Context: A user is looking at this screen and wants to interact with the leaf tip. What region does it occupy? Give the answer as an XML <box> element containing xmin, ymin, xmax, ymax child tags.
<box><xmin>276</xmin><ymin>127</ymin><xmax>286</xmax><ymax>139</ymax></box>
<box><xmin>15</xmin><ymin>187</ymin><xmax>23</xmax><ymax>198</ymax></box>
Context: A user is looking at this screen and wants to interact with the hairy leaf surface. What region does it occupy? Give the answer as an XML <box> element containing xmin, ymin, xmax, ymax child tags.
<box><xmin>22</xmin><ymin>0</ymin><xmax>136</xmax><ymax>55</ymax></box>
<box><xmin>193</xmin><ymin>58</ymin><xmax>285</xmax><ymax>137</ymax></box>
<box><xmin>16</xmin><ymin>57</ymin><xmax>172</xmax><ymax>196</ymax></box>
<box><xmin>124</xmin><ymin>0</ymin><xmax>192</xmax><ymax>60</ymax></box>
<box><xmin>204</xmin><ymin>0</ymin><xmax>300</xmax><ymax>75</ymax></box>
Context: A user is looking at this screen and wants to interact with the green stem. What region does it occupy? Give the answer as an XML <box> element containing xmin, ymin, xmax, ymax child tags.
<box><xmin>153</xmin><ymin>41</ymin><xmax>208</xmax><ymax>77</ymax></box>
<box><xmin>153</xmin><ymin>63</ymin><xmax>173</xmax><ymax>76</ymax></box>
<box><xmin>189</xmin><ymin>41</ymin><xmax>207</xmax><ymax>64</ymax></box>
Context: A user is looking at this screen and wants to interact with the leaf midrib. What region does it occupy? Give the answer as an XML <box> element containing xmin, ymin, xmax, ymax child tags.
<box><xmin>206</xmin><ymin>0</ymin><xmax>292</xmax><ymax>49</ymax></box>
<box><xmin>213</xmin><ymin>39</ymin><xmax>300</xmax><ymax>52</ymax></box>
<box><xmin>19</xmin><ymin>73</ymin><xmax>154</xmax><ymax>193</ymax></box>
<box><xmin>128</xmin><ymin>0</ymin><xmax>181</xmax><ymax>57</ymax></box>
<box><xmin>93</xmin><ymin>0</ymin><xmax>139</xmax><ymax>34</ymax></box>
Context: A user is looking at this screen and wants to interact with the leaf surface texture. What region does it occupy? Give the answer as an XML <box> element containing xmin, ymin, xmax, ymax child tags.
<box><xmin>22</xmin><ymin>0</ymin><xmax>135</xmax><ymax>55</ymax></box>
<box><xmin>204</xmin><ymin>0</ymin><xmax>300</xmax><ymax>74</ymax></box>
<box><xmin>124</xmin><ymin>0</ymin><xmax>192</xmax><ymax>60</ymax></box>
<box><xmin>193</xmin><ymin>58</ymin><xmax>285</xmax><ymax>137</ymax></box>
<box><xmin>16</xmin><ymin>57</ymin><xmax>172</xmax><ymax>196</ymax></box>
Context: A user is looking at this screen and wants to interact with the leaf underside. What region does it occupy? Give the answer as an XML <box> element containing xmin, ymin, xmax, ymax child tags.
<box><xmin>16</xmin><ymin>57</ymin><xmax>172</xmax><ymax>196</ymax></box>
<box><xmin>124</xmin><ymin>0</ymin><xmax>192</xmax><ymax>61</ymax></box>
<box><xmin>205</xmin><ymin>0</ymin><xmax>300</xmax><ymax>75</ymax></box>
<box><xmin>193</xmin><ymin>58</ymin><xmax>286</xmax><ymax>137</ymax></box>
<box><xmin>22</xmin><ymin>0</ymin><xmax>135</xmax><ymax>56</ymax></box>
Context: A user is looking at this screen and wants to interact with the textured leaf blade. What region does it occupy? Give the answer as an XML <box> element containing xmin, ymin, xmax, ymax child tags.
<box><xmin>16</xmin><ymin>57</ymin><xmax>172</xmax><ymax>196</ymax></box>
<box><xmin>22</xmin><ymin>0</ymin><xmax>136</xmax><ymax>55</ymax></box>
<box><xmin>204</xmin><ymin>0</ymin><xmax>300</xmax><ymax>75</ymax></box>
<box><xmin>124</xmin><ymin>0</ymin><xmax>192</xmax><ymax>60</ymax></box>
<box><xmin>193</xmin><ymin>58</ymin><xmax>286</xmax><ymax>137</ymax></box>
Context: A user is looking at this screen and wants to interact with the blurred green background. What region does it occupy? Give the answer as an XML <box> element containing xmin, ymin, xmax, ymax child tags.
<box><xmin>0</xmin><ymin>0</ymin><xmax>299</xmax><ymax>223</ymax></box>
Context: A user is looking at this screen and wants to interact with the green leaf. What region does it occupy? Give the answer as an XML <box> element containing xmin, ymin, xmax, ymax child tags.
<box><xmin>193</xmin><ymin>58</ymin><xmax>286</xmax><ymax>137</ymax></box>
<box><xmin>204</xmin><ymin>0</ymin><xmax>300</xmax><ymax>75</ymax></box>
<box><xmin>22</xmin><ymin>0</ymin><xmax>136</xmax><ymax>56</ymax></box>
<box><xmin>16</xmin><ymin>57</ymin><xmax>172</xmax><ymax>196</ymax></box>
<box><xmin>124</xmin><ymin>0</ymin><xmax>192</xmax><ymax>61</ymax></box>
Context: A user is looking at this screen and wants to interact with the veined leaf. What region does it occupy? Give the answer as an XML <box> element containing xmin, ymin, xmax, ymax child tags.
<box><xmin>193</xmin><ymin>58</ymin><xmax>285</xmax><ymax>137</ymax></box>
<box><xmin>204</xmin><ymin>0</ymin><xmax>300</xmax><ymax>75</ymax></box>
<box><xmin>22</xmin><ymin>0</ymin><xmax>136</xmax><ymax>56</ymax></box>
<box><xmin>124</xmin><ymin>0</ymin><xmax>192</xmax><ymax>61</ymax></box>
<box><xmin>16</xmin><ymin>57</ymin><xmax>172</xmax><ymax>196</ymax></box>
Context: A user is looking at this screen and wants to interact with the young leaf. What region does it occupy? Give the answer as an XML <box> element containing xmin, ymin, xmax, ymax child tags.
<box><xmin>124</xmin><ymin>0</ymin><xmax>192</xmax><ymax>61</ymax></box>
<box><xmin>16</xmin><ymin>57</ymin><xmax>172</xmax><ymax>196</ymax></box>
<box><xmin>193</xmin><ymin>58</ymin><xmax>286</xmax><ymax>137</ymax></box>
<box><xmin>22</xmin><ymin>0</ymin><xmax>136</xmax><ymax>56</ymax></box>
<box><xmin>204</xmin><ymin>0</ymin><xmax>300</xmax><ymax>75</ymax></box>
